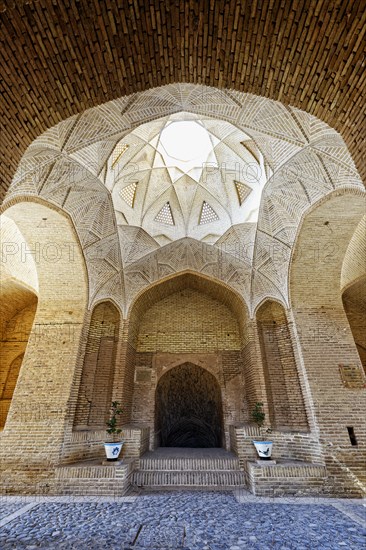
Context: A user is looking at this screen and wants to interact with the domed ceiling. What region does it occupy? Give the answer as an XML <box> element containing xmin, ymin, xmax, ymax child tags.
<box><xmin>2</xmin><ymin>84</ymin><xmax>364</xmax><ymax>315</ymax></box>
<box><xmin>106</xmin><ymin>113</ymin><xmax>266</xmax><ymax>246</ymax></box>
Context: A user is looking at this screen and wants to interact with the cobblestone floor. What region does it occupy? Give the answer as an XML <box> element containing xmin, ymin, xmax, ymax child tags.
<box><xmin>0</xmin><ymin>491</ymin><xmax>365</xmax><ymax>549</ymax></box>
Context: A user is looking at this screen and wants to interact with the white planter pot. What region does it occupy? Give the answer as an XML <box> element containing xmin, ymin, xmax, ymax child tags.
<box><xmin>252</xmin><ymin>440</ymin><xmax>273</xmax><ymax>460</ymax></box>
<box><xmin>104</xmin><ymin>442</ymin><xmax>124</xmax><ymax>461</ymax></box>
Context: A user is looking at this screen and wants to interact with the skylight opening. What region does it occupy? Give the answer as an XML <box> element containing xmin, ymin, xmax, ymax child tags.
<box><xmin>158</xmin><ymin>121</ymin><xmax>213</xmax><ymax>171</ymax></box>
<box><xmin>109</xmin><ymin>115</ymin><xmax>266</xmax><ymax>240</ymax></box>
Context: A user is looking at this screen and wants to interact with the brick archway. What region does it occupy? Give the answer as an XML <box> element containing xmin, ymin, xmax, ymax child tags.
<box><xmin>1</xmin><ymin>3</ymin><xmax>364</xmax><ymax>198</ymax></box>
<box><xmin>155</xmin><ymin>362</ymin><xmax>224</xmax><ymax>448</ymax></box>
<box><xmin>0</xmin><ymin>200</ymin><xmax>88</xmax><ymax>468</ymax></box>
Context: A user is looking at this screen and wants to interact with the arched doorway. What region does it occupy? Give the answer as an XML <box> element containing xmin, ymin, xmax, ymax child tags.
<box><xmin>155</xmin><ymin>363</ymin><xmax>224</xmax><ymax>448</ymax></box>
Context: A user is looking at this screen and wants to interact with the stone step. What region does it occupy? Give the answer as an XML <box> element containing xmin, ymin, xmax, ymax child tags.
<box><xmin>138</xmin><ymin>456</ymin><xmax>241</xmax><ymax>471</ymax></box>
<box><xmin>132</xmin><ymin>448</ymin><xmax>247</xmax><ymax>489</ymax></box>
<box><xmin>132</xmin><ymin>469</ymin><xmax>246</xmax><ymax>488</ymax></box>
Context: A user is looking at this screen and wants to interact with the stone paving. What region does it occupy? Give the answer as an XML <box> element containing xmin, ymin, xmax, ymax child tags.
<box><xmin>0</xmin><ymin>491</ymin><xmax>365</xmax><ymax>549</ymax></box>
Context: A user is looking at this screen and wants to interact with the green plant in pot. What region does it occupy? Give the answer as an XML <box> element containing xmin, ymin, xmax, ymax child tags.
<box><xmin>104</xmin><ymin>401</ymin><xmax>124</xmax><ymax>461</ymax></box>
<box><xmin>251</xmin><ymin>402</ymin><xmax>273</xmax><ymax>460</ymax></box>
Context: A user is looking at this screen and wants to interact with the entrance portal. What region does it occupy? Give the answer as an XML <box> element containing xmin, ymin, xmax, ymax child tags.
<box><xmin>155</xmin><ymin>363</ymin><xmax>223</xmax><ymax>448</ymax></box>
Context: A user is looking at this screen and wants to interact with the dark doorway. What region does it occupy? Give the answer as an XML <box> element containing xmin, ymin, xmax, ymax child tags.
<box><xmin>155</xmin><ymin>362</ymin><xmax>223</xmax><ymax>448</ymax></box>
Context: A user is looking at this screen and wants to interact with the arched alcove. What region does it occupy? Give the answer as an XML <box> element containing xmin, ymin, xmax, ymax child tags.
<box><xmin>290</xmin><ymin>191</ymin><xmax>366</xmax><ymax>447</ymax></box>
<box><xmin>256</xmin><ymin>300</ymin><xmax>308</xmax><ymax>432</ymax></box>
<box><xmin>342</xmin><ymin>278</ymin><xmax>366</xmax><ymax>374</ymax></box>
<box><xmin>341</xmin><ymin>216</ymin><xmax>366</xmax><ymax>374</ymax></box>
<box><xmin>0</xmin><ymin>282</ymin><xmax>37</xmax><ymax>428</ymax></box>
<box><xmin>122</xmin><ymin>271</ymin><xmax>255</xmax><ymax>449</ymax></box>
<box><xmin>74</xmin><ymin>301</ymin><xmax>120</xmax><ymax>429</ymax></box>
<box><xmin>155</xmin><ymin>363</ymin><xmax>224</xmax><ymax>448</ymax></box>
<box><xmin>0</xmin><ymin>214</ymin><xmax>39</xmax><ymax>428</ymax></box>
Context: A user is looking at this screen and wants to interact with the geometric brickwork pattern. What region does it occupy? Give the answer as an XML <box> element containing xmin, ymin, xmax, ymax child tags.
<box><xmin>112</xmin><ymin>143</ymin><xmax>129</xmax><ymax>168</ymax></box>
<box><xmin>106</xmin><ymin>112</ymin><xmax>265</xmax><ymax>243</ymax></box>
<box><xmin>122</xmin><ymin>237</ymin><xmax>253</xmax><ymax>312</ymax></box>
<box><xmin>3</xmin><ymin>84</ymin><xmax>364</xmax><ymax>315</ymax></box>
<box><xmin>0</xmin><ymin>2</ymin><xmax>364</xmax><ymax>201</ymax></box>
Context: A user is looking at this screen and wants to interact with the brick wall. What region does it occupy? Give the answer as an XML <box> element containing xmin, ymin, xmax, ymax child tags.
<box><xmin>136</xmin><ymin>288</ymin><xmax>241</xmax><ymax>353</ymax></box>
